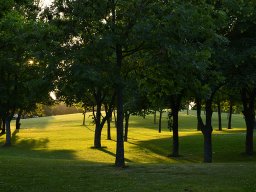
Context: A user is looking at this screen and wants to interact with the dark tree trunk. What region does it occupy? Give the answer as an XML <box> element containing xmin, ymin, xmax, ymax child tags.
<box><xmin>245</xmin><ymin>118</ymin><xmax>254</xmax><ymax>156</ymax></box>
<box><xmin>82</xmin><ymin>112</ymin><xmax>86</xmax><ymax>126</ymax></box>
<box><xmin>92</xmin><ymin>105</ymin><xmax>96</xmax><ymax>124</ymax></box>
<box><xmin>115</xmin><ymin>44</ymin><xmax>125</xmax><ymax>168</ymax></box>
<box><xmin>203</xmin><ymin>128</ymin><xmax>212</xmax><ymax>162</ymax></box>
<box><xmin>113</xmin><ymin>109</ymin><xmax>117</xmax><ymax>128</ymax></box>
<box><xmin>143</xmin><ymin>109</ymin><xmax>146</xmax><ymax>119</ymax></box>
<box><xmin>94</xmin><ymin>102</ymin><xmax>102</xmax><ymax>148</ymax></box>
<box><xmin>169</xmin><ymin>95</ymin><xmax>182</xmax><ymax>157</ymax></box>
<box><xmin>159</xmin><ymin>109</ymin><xmax>163</xmax><ymax>133</ymax></box>
<box><xmin>171</xmin><ymin>107</ymin><xmax>179</xmax><ymax>156</ymax></box>
<box><xmin>187</xmin><ymin>102</ymin><xmax>189</xmax><ymax>115</ymax></box>
<box><xmin>105</xmin><ymin>104</ymin><xmax>111</xmax><ymax>140</ymax></box>
<box><xmin>154</xmin><ymin>110</ymin><xmax>157</xmax><ymax>124</ymax></box>
<box><xmin>16</xmin><ymin>110</ymin><xmax>22</xmax><ymax>130</ymax></box>
<box><xmin>228</xmin><ymin>100</ymin><xmax>233</xmax><ymax>129</ymax></box>
<box><xmin>124</xmin><ymin>112</ymin><xmax>130</xmax><ymax>142</ymax></box>
<box><xmin>1</xmin><ymin>117</ymin><xmax>6</xmax><ymax>134</ymax></box>
<box><xmin>115</xmin><ymin>84</ymin><xmax>125</xmax><ymax>167</ymax></box>
<box><xmin>217</xmin><ymin>101</ymin><xmax>222</xmax><ymax>131</ymax></box>
<box><xmin>241</xmin><ymin>88</ymin><xmax>256</xmax><ymax>156</ymax></box>
<box><xmin>107</xmin><ymin>117</ymin><xmax>111</xmax><ymax>140</ymax></box>
<box><xmin>196</xmin><ymin>98</ymin><xmax>202</xmax><ymax>131</ymax></box>
<box><xmin>5</xmin><ymin>114</ymin><xmax>13</xmax><ymax>146</ymax></box>
<box><xmin>201</xmin><ymin>99</ymin><xmax>213</xmax><ymax>163</ymax></box>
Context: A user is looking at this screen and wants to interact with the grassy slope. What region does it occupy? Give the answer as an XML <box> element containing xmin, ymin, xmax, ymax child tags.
<box><xmin>0</xmin><ymin>111</ymin><xmax>255</xmax><ymax>192</ymax></box>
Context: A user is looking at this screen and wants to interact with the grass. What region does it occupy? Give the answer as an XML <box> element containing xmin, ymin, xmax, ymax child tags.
<box><xmin>0</xmin><ymin>110</ymin><xmax>255</xmax><ymax>192</ymax></box>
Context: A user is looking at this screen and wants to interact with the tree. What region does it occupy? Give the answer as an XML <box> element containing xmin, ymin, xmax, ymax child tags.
<box><xmin>221</xmin><ymin>0</ymin><xmax>256</xmax><ymax>155</ymax></box>
<box><xmin>0</xmin><ymin>0</ymin><xmax>56</xmax><ymax>146</ymax></box>
<box><xmin>49</xmin><ymin>0</ymin><xmax>118</xmax><ymax>149</ymax></box>
<box><xmin>143</xmin><ymin>1</ymin><xmax>222</xmax><ymax>158</ymax></box>
<box><xmin>51</xmin><ymin>0</ymin><xmax>158</xmax><ymax>167</ymax></box>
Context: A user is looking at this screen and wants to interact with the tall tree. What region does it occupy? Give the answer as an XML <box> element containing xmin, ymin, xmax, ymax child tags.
<box><xmin>143</xmin><ymin>1</ymin><xmax>222</xmax><ymax>157</ymax></box>
<box><xmin>51</xmin><ymin>0</ymin><xmax>157</xmax><ymax>167</ymax></box>
<box><xmin>221</xmin><ymin>0</ymin><xmax>256</xmax><ymax>155</ymax></box>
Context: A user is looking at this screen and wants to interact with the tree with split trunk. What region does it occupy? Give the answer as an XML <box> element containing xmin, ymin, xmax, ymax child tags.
<box><xmin>123</xmin><ymin>75</ymin><xmax>150</xmax><ymax>142</ymax></box>
<box><xmin>54</xmin><ymin>39</ymin><xmax>116</xmax><ymax>149</ymax></box>
<box><xmin>142</xmin><ymin>1</ymin><xmax>221</xmax><ymax>157</ymax></box>
<box><xmin>92</xmin><ymin>90</ymin><xmax>115</xmax><ymax>148</ymax></box>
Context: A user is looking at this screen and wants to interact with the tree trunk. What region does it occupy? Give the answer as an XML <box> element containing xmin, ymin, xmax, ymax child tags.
<box><xmin>124</xmin><ymin>112</ymin><xmax>130</xmax><ymax>142</ymax></box>
<box><xmin>105</xmin><ymin>104</ymin><xmax>111</xmax><ymax>140</ymax></box>
<box><xmin>202</xmin><ymin>128</ymin><xmax>212</xmax><ymax>163</ymax></box>
<box><xmin>217</xmin><ymin>101</ymin><xmax>222</xmax><ymax>131</ymax></box>
<box><xmin>113</xmin><ymin>109</ymin><xmax>117</xmax><ymax>128</ymax></box>
<box><xmin>5</xmin><ymin>116</ymin><xmax>12</xmax><ymax>146</ymax></box>
<box><xmin>171</xmin><ymin>107</ymin><xmax>179</xmax><ymax>157</ymax></box>
<box><xmin>159</xmin><ymin>109</ymin><xmax>163</xmax><ymax>133</ymax></box>
<box><xmin>241</xmin><ymin>88</ymin><xmax>255</xmax><ymax>156</ymax></box>
<box><xmin>82</xmin><ymin>112</ymin><xmax>86</xmax><ymax>126</ymax></box>
<box><xmin>115</xmin><ymin>44</ymin><xmax>125</xmax><ymax>168</ymax></box>
<box><xmin>107</xmin><ymin>117</ymin><xmax>111</xmax><ymax>140</ymax></box>
<box><xmin>16</xmin><ymin>111</ymin><xmax>22</xmax><ymax>130</ymax></box>
<box><xmin>0</xmin><ymin>118</ymin><xmax>2</xmax><ymax>130</ymax></box>
<box><xmin>154</xmin><ymin>110</ymin><xmax>157</xmax><ymax>124</ymax></box>
<box><xmin>115</xmin><ymin>84</ymin><xmax>125</xmax><ymax>167</ymax></box>
<box><xmin>196</xmin><ymin>98</ymin><xmax>202</xmax><ymax>131</ymax></box>
<box><xmin>169</xmin><ymin>95</ymin><xmax>182</xmax><ymax>157</ymax></box>
<box><xmin>228</xmin><ymin>100</ymin><xmax>233</xmax><ymax>129</ymax></box>
<box><xmin>245</xmin><ymin>118</ymin><xmax>254</xmax><ymax>156</ymax></box>
<box><xmin>94</xmin><ymin>101</ymin><xmax>102</xmax><ymax>148</ymax></box>
<box><xmin>201</xmin><ymin>99</ymin><xmax>213</xmax><ymax>163</ymax></box>
<box><xmin>1</xmin><ymin>117</ymin><xmax>6</xmax><ymax>134</ymax></box>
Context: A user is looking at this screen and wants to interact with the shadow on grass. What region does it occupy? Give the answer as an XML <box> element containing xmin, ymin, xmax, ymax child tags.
<box><xmin>131</xmin><ymin>133</ymin><xmax>256</xmax><ymax>163</ymax></box>
<box><xmin>220</xmin><ymin>129</ymin><xmax>246</xmax><ymax>134</ymax></box>
<box><xmin>129</xmin><ymin>137</ymin><xmax>201</xmax><ymax>163</ymax></box>
<box><xmin>0</xmin><ymin>130</ymin><xmax>78</xmax><ymax>161</ymax></box>
<box><xmin>96</xmin><ymin>147</ymin><xmax>132</xmax><ymax>163</ymax></box>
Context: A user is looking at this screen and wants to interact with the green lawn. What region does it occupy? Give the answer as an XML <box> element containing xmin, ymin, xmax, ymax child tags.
<box><xmin>0</xmin><ymin>111</ymin><xmax>255</xmax><ymax>192</ymax></box>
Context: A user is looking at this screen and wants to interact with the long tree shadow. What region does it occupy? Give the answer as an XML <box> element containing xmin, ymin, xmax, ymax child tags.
<box><xmin>132</xmin><ymin>133</ymin><xmax>256</xmax><ymax>163</ymax></box>
<box><xmin>96</xmin><ymin>147</ymin><xmax>132</xmax><ymax>163</ymax></box>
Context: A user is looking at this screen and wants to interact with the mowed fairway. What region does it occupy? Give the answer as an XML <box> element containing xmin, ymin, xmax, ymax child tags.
<box><xmin>0</xmin><ymin>111</ymin><xmax>255</xmax><ymax>192</ymax></box>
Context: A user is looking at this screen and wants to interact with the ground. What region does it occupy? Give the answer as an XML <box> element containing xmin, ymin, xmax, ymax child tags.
<box><xmin>0</xmin><ymin>111</ymin><xmax>255</xmax><ymax>191</ymax></box>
